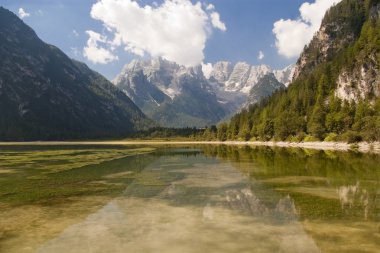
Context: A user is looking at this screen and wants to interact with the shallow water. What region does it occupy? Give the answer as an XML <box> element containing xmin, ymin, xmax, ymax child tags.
<box><xmin>0</xmin><ymin>145</ymin><xmax>379</xmax><ymax>252</ymax></box>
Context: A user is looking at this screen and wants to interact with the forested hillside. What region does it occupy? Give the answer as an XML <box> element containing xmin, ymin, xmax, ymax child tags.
<box><xmin>0</xmin><ymin>7</ymin><xmax>152</xmax><ymax>140</ymax></box>
<box><xmin>214</xmin><ymin>0</ymin><xmax>380</xmax><ymax>143</ymax></box>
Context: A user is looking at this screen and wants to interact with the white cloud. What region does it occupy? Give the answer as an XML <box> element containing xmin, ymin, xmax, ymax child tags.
<box><xmin>72</xmin><ymin>30</ymin><xmax>79</xmax><ymax>37</ymax></box>
<box><xmin>257</xmin><ymin>51</ymin><xmax>265</xmax><ymax>60</ymax></box>
<box><xmin>206</xmin><ymin>4</ymin><xmax>215</xmax><ymax>10</ymax></box>
<box><xmin>210</xmin><ymin>12</ymin><xmax>226</xmax><ymax>32</ymax></box>
<box><xmin>201</xmin><ymin>62</ymin><xmax>213</xmax><ymax>79</ymax></box>
<box><xmin>87</xmin><ymin>0</ymin><xmax>226</xmax><ymax>66</ymax></box>
<box><xmin>18</xmin><ymin>8</ymin><xmax>30</xmax><ymax>19</ymax></box>
<box><xmin>273</xmin><ymin>0</ymin><xmax>342</xmax><ymax>58</ymax></box>
<box><xmin>273</xmin><ymin>20</ymin><xmax>312</xmax><ymax>58</ymax></box>
<box><xmin>83</xmin><ymin>30</ymin><xmax>118</xmax><ymax>64</ymax></box>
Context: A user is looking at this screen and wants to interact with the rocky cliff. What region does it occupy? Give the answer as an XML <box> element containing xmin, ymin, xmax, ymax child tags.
<box><xmin>115</xmin><ymin>57</ymin><xmax>294</xmax><ymax>127</ymax></box>
<box><xmin>221</xmin><ymin>0</ymin><xmax>380</xmax><ymax>142</ymax></box>
<box><xmin>114</xmin><ymin>58</ymin><xmax>229</xmax><ymax>128</ymax></box>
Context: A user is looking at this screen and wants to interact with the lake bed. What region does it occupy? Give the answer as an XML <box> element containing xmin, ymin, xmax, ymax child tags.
<box><xmin>0</xmin><ymin>145</ymin><xmax>379</xmax><ymax>252</ymax></box>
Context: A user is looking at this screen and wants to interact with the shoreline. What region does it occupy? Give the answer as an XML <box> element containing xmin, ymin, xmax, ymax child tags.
<box><xmin>0</xmin><ymin>140</ymin><xmax>379</xmax><ymax>153</ymax></box>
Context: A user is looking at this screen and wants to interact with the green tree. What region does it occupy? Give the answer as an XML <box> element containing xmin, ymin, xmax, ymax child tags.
<box><xmin>217</xmin><ymin>123</ymin><xmax>228</xmax><ymax>141</ymax></box>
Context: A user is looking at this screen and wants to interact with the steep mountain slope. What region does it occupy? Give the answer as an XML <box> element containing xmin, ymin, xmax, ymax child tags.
<box><xmin>209</xmin><ymin>62</ymin><xmax>293</xmax><ymax>93</ymax></box>
<box><xmin>293</xmin><ymin>0</ymin><xmax>366</xmax><ymax>80</ymax></box>
<box><xmin>114</xmin><ymin>58</ymin><xmax>229</xmax><ymax>128</ymax></box>
<box><xmin>115</xmin><ymin>58</ymin><xmax>294</xmax><ymax>127</ymax></box>
<box><xmin>208</xmin><ymin>61</ymin><xmax>233</xmax><ymax>84</ymax></box>
<box><xmin>243</xmin><ymin>74</ymin><xmax>285</xmax><ymax>108</ymax></box>
<box><xmin>334</xmin><ymin>2</ymin><xmax>380</xmax><ymax>102</ymax></box>
<box><xmin>218</xmin><ymin>0</ymin><xmax>380</xmax><ymax>142</ymax></box>
<box><xmin>208</xmin><ymin>62</ymin><xmax>293</xmax><ymax>111</ymax></box>
<box><xmin>113</xmin><ymin>59</ymin><xmax>171</xmax><ymax>111</ymax></box>
<box><xmin>0</xmin><ymin>7</ymin><xmax>151</xmax><ymax>140</ymax></box>
<box><xmin>273</xmin><ymin>65</ymin><xmax>295</xmax><ymax>87</ymax></box>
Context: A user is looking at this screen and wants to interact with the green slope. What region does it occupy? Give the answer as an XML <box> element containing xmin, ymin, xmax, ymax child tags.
<box><xmin>218</xmin><ymin>0</ymin><xmax>380</xmax><ymax>142</ymax></box>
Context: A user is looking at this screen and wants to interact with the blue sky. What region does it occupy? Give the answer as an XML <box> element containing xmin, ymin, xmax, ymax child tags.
<box><xmin>0</xmin><ymin>0</ymin><xmax>337</xmax><ymax>80</ymax></box>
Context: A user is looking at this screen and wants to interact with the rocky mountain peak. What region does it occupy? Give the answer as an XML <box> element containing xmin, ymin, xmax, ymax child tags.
<box><xmin>113</xmin><ymin>56</ymin><xmax>295</xmax><ymax>127</ymax></box>
<box><xmin>148</xmin><ymin>57</ymin><xmax>180</xmax><ymax>73</ymax></box>
<box><xmin>208</xmin><ymin>61</ymin><xmax>292</xmax><ymax>93</ymax></box>
<box><xmin>0</xmin><ymin>7</ymin><xmax>38</xmax><ymax>42</ymax></box>
<box><xmin>274</xmin><ymin>64</ymin><xmax>295</xmax><ymax>87</ymax></box>
<box><xmin>243</xmin><ymin>73</ymin><xmax>285</xmax><ymax>108</ymax></box>
<box><xmin>209</xmin><ymin>61</ymin><xmax>234</xmax><ymax>83</ymax></box>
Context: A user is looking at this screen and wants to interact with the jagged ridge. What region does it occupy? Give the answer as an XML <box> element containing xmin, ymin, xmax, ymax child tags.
<box><xmin>114</xmin><ymin>57</ymin><xmax>294</xmax><ymax>128</ymax></box>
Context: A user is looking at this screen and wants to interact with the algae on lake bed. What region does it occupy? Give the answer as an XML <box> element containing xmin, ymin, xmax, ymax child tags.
<box><xmin>1</xmin><ymin>145</ymin><xmax>380</xmax><ymax>253</ymax></box>
<box><xmin>0</xmin><ymin>146</ymin><xmax>156</xmax><ymax>205</ymax></box>
<box><xmin>0</xmin><ymin>145</ymin><xmax>158</xmax><ymax>253</ymax></box>
<box><xmin>0</xmin><ymin>147</ymin><xmax>155</xmax><ymax>173</ymax></box>
<box><xmin>201</xmin><ymin>145</ymin><xmax>380</xmax><ymax>252</ymax></box>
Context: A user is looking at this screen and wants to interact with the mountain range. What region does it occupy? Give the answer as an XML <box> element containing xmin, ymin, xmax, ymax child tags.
<box><xmin>0</xmin><ymin>5</ymin><xmax>295</xmax><ymax>141</ymax></box>
<box><xmin>6</xmin><ymin>0</ymin><xmax>375</xmax><ymax>143</ymax></box>
<box><xmin>114</xmin><ymin>58</ymin><xmax>294</xmax><ymax>127</ymax></box>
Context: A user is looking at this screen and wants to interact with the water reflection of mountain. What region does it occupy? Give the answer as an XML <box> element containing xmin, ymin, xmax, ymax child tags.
<box><xmin>225</xmin><ymin>188</ymin><xmax>298</xmax><ymax>222</ymax></box>
<box><xmin>36</xmin><ymin>153</ymin><xmax>320</xmax><ymax>253</ymax></box>
<box><xmin>337</xmin><ymin>182</ymin><xmax>370</xmax><ymax>220</ymax></box>
<box><xmin>201</xmin><ymin>145</ymin><xmax>380</xmax><ymax>222</ymax></box>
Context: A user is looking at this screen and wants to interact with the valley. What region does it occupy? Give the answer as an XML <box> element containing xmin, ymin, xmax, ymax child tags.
<box><xmin>3</xmin><ymin>0</ymin><xmax>378</xmax><ymax>144</ymax></box>
<box><xmin>1</xmin><ymin>1</ymin><xmax>380</xmax><ymax>252</ymax></box>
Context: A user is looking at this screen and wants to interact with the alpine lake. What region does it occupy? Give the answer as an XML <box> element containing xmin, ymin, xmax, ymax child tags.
<box><xmin>0</xmin><ymin>144</ymin><xmax>379</xmax><ymax>253</ymax></box>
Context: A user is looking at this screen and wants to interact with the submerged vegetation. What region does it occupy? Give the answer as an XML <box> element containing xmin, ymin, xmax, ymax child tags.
<box><xmin>1</xmin><ymin>145</ymin><xmax>379</xmax><ymax>252</ymax></box>
<box><xmin>0</xmin><ymin>146</ymin><xmax>155</xmax><ymax>205</ymax></box>
<box><xmin>201</xmin><ymin>145</ymin><xmax>380</xmax><ymax>223</ymax></box>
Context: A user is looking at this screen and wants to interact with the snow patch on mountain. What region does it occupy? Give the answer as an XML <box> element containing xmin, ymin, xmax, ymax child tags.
<box><xmin>208</xmin><ymin>61</ymin><xmax>294</xmax><ymax>93</ymax></box>
<box><xmin>114</xmin><ymin>57</ymin><xmax>183</xmax><ymax>100</ymax></box>
<box><xmin>273</xmin><ymin>64</ymin><xmax>296</xmax><ymax>87</ymax></box>
<box><xmin>116</xmin><ymin>58</ymin><xmax>295</xmax><ymax>100</ymax></box>
<box><xmin>114</xmin><ymin>57</ymin><xmax>295</xmax><ymax>127</ymax></box>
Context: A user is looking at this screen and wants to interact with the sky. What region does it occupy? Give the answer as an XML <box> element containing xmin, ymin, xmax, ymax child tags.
<box><xmin>0</xmin><ymin>0</ymin><xmax>341</xmax><ymax>80</ymax></box>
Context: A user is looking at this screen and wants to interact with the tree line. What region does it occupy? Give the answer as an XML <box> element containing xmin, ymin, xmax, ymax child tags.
<box><xmin>200</xmin><ymin>0</ymin><xmax>380</xmax><ymax>143</ymax></box>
